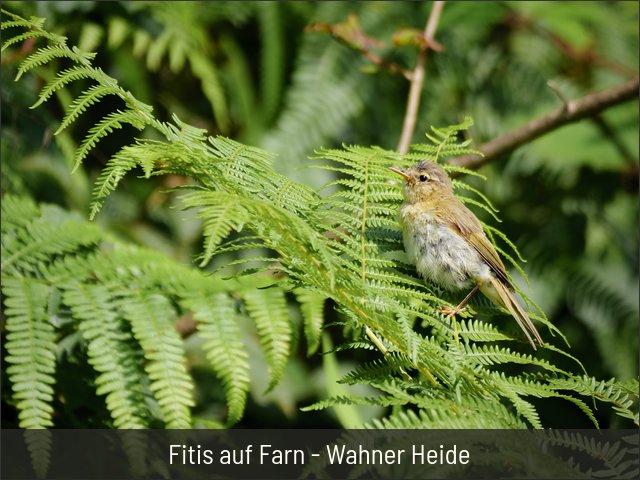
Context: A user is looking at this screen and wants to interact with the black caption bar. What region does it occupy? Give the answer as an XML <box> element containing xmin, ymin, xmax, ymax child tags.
<box><xmin>1</xmin><ymin>429</ymin><xmax>638</xmax><ymax>479</ymax></box>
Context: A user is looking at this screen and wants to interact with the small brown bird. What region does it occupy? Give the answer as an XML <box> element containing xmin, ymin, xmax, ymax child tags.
<box><xmin>390</xmin><ymin>161</ymin><xmax>544</xmax><ymax>349</ymax></box>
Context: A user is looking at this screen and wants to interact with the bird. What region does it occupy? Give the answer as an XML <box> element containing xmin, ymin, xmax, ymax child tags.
<box><xmin>389</xmin><ymin>161</ymin><xmax>544</xmax><ymax>349</ymax></box>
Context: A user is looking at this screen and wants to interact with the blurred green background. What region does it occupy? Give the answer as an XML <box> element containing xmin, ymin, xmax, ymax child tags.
<box><xmin>2</xmin><ymin>1</ymin><xmax>638</xmax><ymax>428</ymax></box>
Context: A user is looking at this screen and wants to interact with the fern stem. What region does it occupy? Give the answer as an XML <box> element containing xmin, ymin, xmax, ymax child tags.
<box><xmin>365</xmin><ymin>326</ymin><xmax>387</xmax><ymax>354</ymax></box>
<box><xmin>360</xmin><ymin>153</ymin><xmax>371</xmax><ymax>282</ymax></box>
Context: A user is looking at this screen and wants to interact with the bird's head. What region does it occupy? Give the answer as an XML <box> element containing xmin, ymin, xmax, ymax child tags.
<box><xmin>389</xmin><ymin>161</ymin><xmax>453</xmax><ymax>204</ymax></box>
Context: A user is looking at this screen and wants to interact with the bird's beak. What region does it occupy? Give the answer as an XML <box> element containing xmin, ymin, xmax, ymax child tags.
<box><xmin>389</xmin><ymin>166</ymin><xmax>410</xmax><ymax>181</ymax></box>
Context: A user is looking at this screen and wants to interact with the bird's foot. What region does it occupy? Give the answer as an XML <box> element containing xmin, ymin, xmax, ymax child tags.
<box><xmin>439</xmin><ymin>306</ymin><xmax>468</xmax><ymax>317</ymax></box>
<box><xmin>439</xmin><ymin>306</ymin><xmax>468</xmax><ymax>346</ymax></box>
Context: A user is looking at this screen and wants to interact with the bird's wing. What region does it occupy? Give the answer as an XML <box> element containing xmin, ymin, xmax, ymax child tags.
<box><xmin>438</xmin><ymin>198</ymin><xmax>511</xmax><ymax>287</ymax></box>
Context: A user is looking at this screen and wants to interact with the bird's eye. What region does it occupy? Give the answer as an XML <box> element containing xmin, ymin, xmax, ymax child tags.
<box><xmin>419</xmin><ymin>174</ymin><xmax>429</xmax><ymax>182</ymax></box>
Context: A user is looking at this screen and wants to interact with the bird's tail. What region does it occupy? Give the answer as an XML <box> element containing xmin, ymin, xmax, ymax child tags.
<box><xmin>484</xmin><ymin>277</ymin><xmax>544</xmax><ymax>349</ymax></box>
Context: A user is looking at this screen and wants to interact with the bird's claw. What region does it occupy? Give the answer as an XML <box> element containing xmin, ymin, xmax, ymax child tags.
<box><xmin>439</xmin><ymin>306</ymin><xmax>468</xmax><ymax>317</ymax></box>
<box><xmin>439</xmin><ymin>306</ymin><xmax>469</xmax><ymax>346</ymax></box>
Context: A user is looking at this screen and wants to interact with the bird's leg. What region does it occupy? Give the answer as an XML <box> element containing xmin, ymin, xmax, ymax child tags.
<box><xmin>440</xmin><ymin>284</ymin><xmax>480</xmax><ymax>344</ymax></box>
<box><xmin>440</xmin><ymin>284</ymin><xmax>480</xmax><ymax>317</ymax></box>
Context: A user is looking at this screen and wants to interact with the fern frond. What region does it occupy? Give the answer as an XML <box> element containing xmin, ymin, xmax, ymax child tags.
<box><xmin>260</xmin><ymin>8</ymin><xmax>365</xmax><ymax>183</ymax></box>
<box><xmin>456</xmin><ymin>318</ymin><xmax>514</xmax><ymax>343</ymax></box>
<box><xmin>441</xmin><ymin>163</ymin><xmax>487</xmax><ymax>180</ymax></box>
<box><xmin>548</xmin><ymin>376</ymin><xmax>638</xmax><ymax>425</ymax></box>
<box><xmin>464</xmin><ymin>343</ymin><xmax>569</xmax><ymax>374</ymax></box>
<box><xmin>2</xmin><ymin>277</ymin><xmax>56</xmax><ymax>429</ymax></box>
<box><xmin>542</xmin><ymin>430</ymin><xmax>640</xmax><ymax>478</ymax></box>
<box><xmin>55</xmin><ymin>84</ymin><xmax>122</xmax><ymax>135</ymax></box>
<box><xmin>1</xmin><ymin>203</ymin><xmax>102</xmax><ymax>274</ymax></box>
<box><xmin>180</xmin><ymin>192</ymin><xmax>250</xmax><ymax>266</ymax></box>
<box><xmin>138</xmin><ymin>2</ymin><xmax>231</xmax><ymax>129</ymax></box>
<box><xmin>367</xmin><ymin>409</ymin><xmax>426</xmax><ymax>429</ymax></box>
<box><xmin>458</xmin><ymin>195</ymin><xmax>502</xmax><ymax>223</ymax></box>
<box><xmin>189</xmin><ymin>50</ymin><xmax>229</xmax><ymax>131</ymax></box>
<box><xmin>181</xmin><ymin>190</ymin><xmax>336</xmax><ymax>289</ymax></box>
<box><xmin>119</xmin><ymin>291</ymin><xmax>194</xmax><ymax>428</ymax></box>
<box><xmin>366</xmin><ymin>397</ymin><xmax>527</xmax><ymax>429</ymax></box>
<box><xmin>1</xmin><ymin>9</ymin><xmax>64</xmax><ymax>49</ymax></box>
<box><xmin>17</xmin><ymin>44</ymin><xmax>95</xmax><ymax>79</ymax></box>
<box><xmin>451</xmin><ymin>179</ymin><xmax>499</xmax><ymax>212</ymax></box>
<box><xmin>302</xmin><ymin>394</ymin><xmax>405</xmax><ymax>412</ymax></box>
<box><xmin>74</xmin><ymin>109</ymin><xmax>146</xmax><ymax>170</ymax></box>
<box><xmin>188</xmin><ymin>293</ymin><xmax>250</xmax><ymax>426</ymax></box>
<box><xmin>1</xmin><ymin>11</ymin><xmax>46</xmax><ymax>32</ymax></box>
<box><xmin>339</xmin><ymin>354</ymin><xmax>414</xmax><ymax>385</ymax></box>
<box><xmin>0</xmin><ymin>194</ymin><xmax>41</xmax><ymax>232</ymax></box>
<box><xmin>499</xmin><ymin>386</ymin><xmax>542</xmax><ymax>429</ymax></box>
<box><xmin>484</xmin><ymin>225</ymin><xmax>527</xmax><ymax>264</ymax></box>
<box><xmin>63</xmin><ymin>282</ymin><xmax>150</xmax><ymax>428</ymax></box>
<box><xmin>31</xmin><ymin>66</ymin><xmax>111</xmax><ymax>108</ymax></box>
<box><xmin>555</xmin><ymin>394</ymin><xmax>599</xmax><ymax>428</ymax></box>
<box><xmin>88</xmin><ymin>143</ymin><xmax>154</xmax><ymax>219</ymax></box>
<box><xmin>295</xmin><ymin>289</ymin><xmax>326</xmax><ymax>356</ymax></box>
<box><xmin>242</xmin><ymin>287</ymin><xmax>292</xmax><ymax>392</ymax></box>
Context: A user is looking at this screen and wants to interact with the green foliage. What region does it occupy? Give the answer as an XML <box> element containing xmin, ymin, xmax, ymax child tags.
<box><xmin>187</xmin><ymin>292</ymin><xmax>249</xmax><ymax>426</ymax></box>
<box><xmin>260</xmin><ymin>2</ymin><xmax>365</xmax><ymax>187</ymax></box>
<box><xmin>3</xmin><ymin>276</ymin><xmax>56</xmax><ymax>429</ymax></box>
<box><xmin>1</xmin><ymin>5</ymin><xmax>637</xmax><ymax>434</ymax></box>
<box><xmin>114</xmin><ymin>2</ymin><xmax>232</xmax><ymax>131</ymax></box>
<box><xmin>63</xmin><ymin>283</ymin><xmax>149</xmax><ymax>429</ymax></box>
<box><xmin>1</xmin><ymin>193</ymin><xmax>302</xmax><ymax>429</ymax></box>
<box><xmin>243</xmin><ymin>288</ymin><xmax>292</xmax><ymax>392</ymax></box>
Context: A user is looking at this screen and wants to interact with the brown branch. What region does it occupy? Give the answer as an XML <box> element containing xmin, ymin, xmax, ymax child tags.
<box><xmin>306</xmin><ymin>16</ymin><xmax>412</xmax><ymax>80</ymax></box>
<box><xmin>450</xmin><ymin>76</ymin><xmax>639</xmax><ymax>170</ymax></box>
<box><xmin>396</xmin><ymin>1</ymin><xmax>445</xmax><ymax>154</ymax></box>
<box><xmin>359</xmin><ymin>48</ymin><xmax>412</xmax><ymax>80</ymax></box>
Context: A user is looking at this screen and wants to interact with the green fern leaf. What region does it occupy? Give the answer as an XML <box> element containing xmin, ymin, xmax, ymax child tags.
<box><xmin>2</xmin><ymin>277</ymin><xmax>56</xmax><ymax>429</ymax></box>
<box><xmin>63</xmin><ymin>282</ymin><xmax>150</xmax><ymax>428</ymax></box>
<box><xmin>180</xmin><ymin>191</ymin><xmax>250</xmax><ymax>266</ymax></box>
<box><xmin>17</xmin><ymin>44</ymin><xmax>95</xmax><ymax>80</ymax></box>
<box><xmin>295</xmin><ymin>288</ymin><xmax>326</xmax><ymax>356</ymax></box>
<box><xmin>74</xmin><ymin>110</ymin><xmax>146</xmax><ymax>171</ymax></box>
<box><xmin>464</xmin><ymin>343</ymin><xmax>569</xmax><ymax>374</ymax></box>
<box><xmin>0</xmin><ymin>194</ymin><xmax>41</xmax><ymax>232</ymax></box>
<box><xmin>1</xmin><ymin>9</ymin><xmax>63</xmax><ymax>48</ymax></box>
<box><xmin>1</xmin><ymin>204</ymin><xmax>101</xmax><ymax>274</ymax></box>
<box><xmin>55</xmin><ymin>84</ymin><xmax>122</xmax><ymax>135</ymax></box>
<box><xmin>242</xmin><ymin>287</ymin><xmax>292</xmax><ymax>391</ymax></box>
<box><xmin>88</xmin><ymin>144</ymin><xmax>151</xmax><ymax>219</ymax></box>
<box><xmin>189</xmin><ymin>293</ymin><xmax>250</xmax><ymax>426</ymax></box>
<box><xmin>31</xmin><ymin>66</ymin><xmax>110</xmax><ymax>108</ymax></box>
<box><xmin>119</xmin><ymin>291</ymin><xmax>194</xmax><ymax>428</ymax></box>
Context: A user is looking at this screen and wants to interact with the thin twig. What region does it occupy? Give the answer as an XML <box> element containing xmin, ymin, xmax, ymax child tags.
<box><xmin>396</xmin><ymin>1</ymin><xmax>445</xmax><ymax>154</ymax></box>
<box><xmin>450</xmin><ymin>76</ymin><xmax>639</xmax><ymax>170</ymax></box>
<box><xmin>546</xmin><ymin>80</ymin><xmax>571</xmax><ymax>113</ymax></box>
<box><xmin>508</xmin><ymin>10</ymin><xmax>638</xmax><ymax>80</ymax></box>
<box><xmin>359</xmin><ymin>48</ymin><xmax>412</xmax><ymax>80</ymax></box>
<box><xmin>590</xmin><ymin>115</ymin><xmax>638</xmax><ymax>166</ymax></box>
